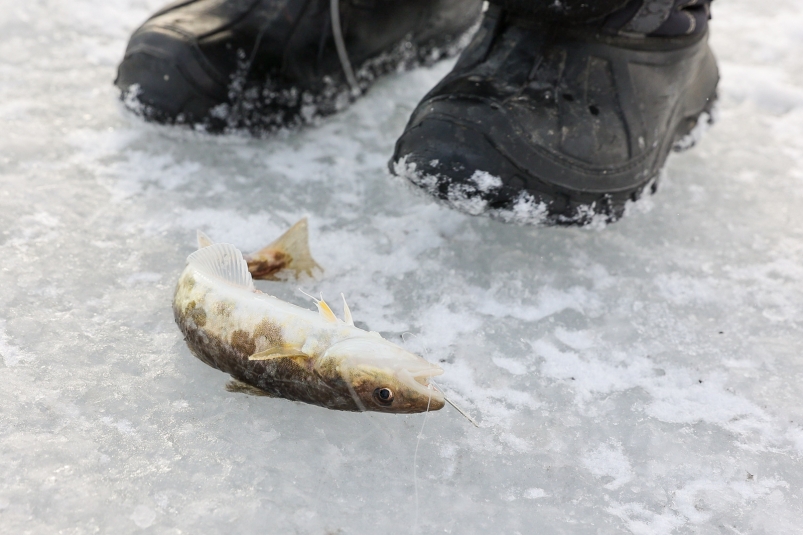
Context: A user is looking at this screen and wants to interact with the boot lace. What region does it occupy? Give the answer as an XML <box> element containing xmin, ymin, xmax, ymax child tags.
<box><xmin>330</xmin><ymin>0</ymin><xmax>361</xmax><ymax>96</ymax></box>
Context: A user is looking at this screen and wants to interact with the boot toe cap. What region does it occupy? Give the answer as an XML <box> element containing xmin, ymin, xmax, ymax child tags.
<box><xmin>115</xmin><ymin>27</ymin><xmax>229</xmax><ymax>126</ymax></box>
<box><xmin>391</xmin><ymin>116</ymin><xmax>557</xmax><ymax>221</ymax></box>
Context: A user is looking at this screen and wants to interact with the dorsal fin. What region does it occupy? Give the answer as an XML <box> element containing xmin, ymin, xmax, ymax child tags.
<box><xmin>317</xmin><ymin>298</ymin><xmax>338</xmax><ymax>323</ymax></box>
<box><xmin>187</xmin><ymin>243</ymin><xmax>254</xmax><ymax>290</ymax></box>
<box><xmin>341</xmin><ymin>293</ymin><xmax>354</xmax><ymax>326</ymax></box>
<box><xmin>196</xmin><ymin>230</ymin><xmax>214</xmax><ymax>249</ymax></box>
<box><xmin>298</xmin><ymin>288</ymin><xmax>338</xmax><ymax>323</ymax></box>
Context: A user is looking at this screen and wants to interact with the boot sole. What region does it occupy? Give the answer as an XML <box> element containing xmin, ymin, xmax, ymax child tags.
<box><xmin>392</xmin><ymin>88</ymin><xmax>719</xmax><ymax>227</ymax></box>
<box><xmin>557</xmin><ymin>89</ymin><xmax>721</xmax><ymax>226</ymax></box>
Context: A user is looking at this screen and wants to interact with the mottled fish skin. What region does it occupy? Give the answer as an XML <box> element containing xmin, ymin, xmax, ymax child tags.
<box><xmin>173</xmin><ymin>272</ymin><xmax>359</xmax><ymax>410</ymax></box>
<box><xmin>172</xmin><ymin>251</ymin><xmax>445</xmax><ymax>413</ymax></box>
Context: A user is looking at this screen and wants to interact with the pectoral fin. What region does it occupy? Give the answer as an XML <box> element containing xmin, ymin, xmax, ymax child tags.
<box><xmin>249</xmin><ymin>345</ymin><xmax>311</xmax><ymax>361</ymax></box>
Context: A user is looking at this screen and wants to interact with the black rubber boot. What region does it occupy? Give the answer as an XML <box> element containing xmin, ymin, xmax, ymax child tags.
<box><xmin>115</xmin><ymin>0</ymin><xmax>483</xmax><ymax>134</ymax></box>
<box><xmin>390</xmin><ymin>0</ymin><xmax>719</xmax><ymax>225</ymax></box>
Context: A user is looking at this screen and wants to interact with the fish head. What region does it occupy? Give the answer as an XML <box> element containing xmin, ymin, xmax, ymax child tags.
<box><xmin>322</xmin><ymin>336</ymin><xmax>445</xmax><ymax>413</ymax></box>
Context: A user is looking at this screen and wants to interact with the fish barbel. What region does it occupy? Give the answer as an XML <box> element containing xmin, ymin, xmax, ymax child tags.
<box><xmin>173</xmin><ymin>242</ymin><xmax>445</xmax><ymax>413</ymax></box>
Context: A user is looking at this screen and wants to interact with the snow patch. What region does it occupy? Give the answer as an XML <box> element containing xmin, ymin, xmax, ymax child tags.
<box><xmin>393</xmin><ymin>156</ymin><xmax>551</xmax><ymax>225</ymax></box>
<box><xmin>523</xmin><ymin>487</ymin><xmax>548</xmax><ymax>499</ymax></box>
<box><xmin>468</xmin><ymin>170</ymin><xmax>502</xmax><ymax>192</ymax></box>
<box><xmin>0</xmin><ymin>320</ymin><xmax>28</xmax><ymax>367</ymax></box>
<box><xmin>130</xmin><ymin>505</ymin><xmax>156</xmax><ymax>529</ymax></box>
<box><xmin>582</xmin><ymin>442</ymin><xmax>633</xmax><ymax>490</ymax></box>
<box><xmin>673</xmin><ymin>108</ymin><xmax>717</xmax><ymax>152</ymax></box>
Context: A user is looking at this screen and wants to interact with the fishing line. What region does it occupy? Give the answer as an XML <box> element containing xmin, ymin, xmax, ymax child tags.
<box><xmin>401</xmin><ymin>332</ymin><xmax>480</xmax><ymax>427</ymax></box>
<box><xmin>413</xmin><ymin>382</ymin><xmax>433</xmax><ymax>535</ymax></box>
<box><xmin>431</xmin><ymin>380</ymin><xmax>480</xmax><ymax>427</ymax></box>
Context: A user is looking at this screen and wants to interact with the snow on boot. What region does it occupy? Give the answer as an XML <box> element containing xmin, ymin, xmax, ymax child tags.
<box><xmin>390</xmin><ymin>0</ymin><xmax>719</xmax><ymax>226</ymax></box>
<box><xmin>115</xmin><ymin>0</ymin><xmax>482</xmax><ymax>134</ymax></box>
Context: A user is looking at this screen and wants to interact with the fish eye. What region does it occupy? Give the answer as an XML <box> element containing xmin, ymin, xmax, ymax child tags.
<box><xmin>373</xmin><ymin>387</ymin><xmax>394</xmax><ymax>405</ymax></box>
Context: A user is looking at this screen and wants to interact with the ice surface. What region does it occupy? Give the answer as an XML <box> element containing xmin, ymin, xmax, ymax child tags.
<box><xmin>2</xmin><ymin>1</ymin><xmax>803</xmax><ymax>533</ymax></box>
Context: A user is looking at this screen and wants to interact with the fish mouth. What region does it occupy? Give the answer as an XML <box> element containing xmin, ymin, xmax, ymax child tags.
<box><xmin>397</xmin><ymin>365</ymin><xmax>445</xmax><ymax>403</ymax></box>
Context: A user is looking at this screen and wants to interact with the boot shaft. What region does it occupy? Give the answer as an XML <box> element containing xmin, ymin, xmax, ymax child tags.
<box><xmin>490</xmin><ymin>0</ymin><xmax>712</xmax><ymax>37</ymax></box>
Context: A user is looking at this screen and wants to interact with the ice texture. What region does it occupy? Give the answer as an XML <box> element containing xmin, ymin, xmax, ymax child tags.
<box><xmin>2</xmin><ymin>1</ymin><xmax>803</xmax><ymax>533</ymax></box>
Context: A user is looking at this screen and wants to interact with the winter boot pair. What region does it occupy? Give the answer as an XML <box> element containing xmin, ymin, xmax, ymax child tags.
<box><xmin>116</xmin><ymin>0</ymin><xmax>718</xmax><ymax>225</ymax></box>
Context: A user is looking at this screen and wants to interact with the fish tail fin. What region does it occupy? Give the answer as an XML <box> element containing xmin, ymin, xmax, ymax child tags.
<box><xmin>196</xmin><ymin>230</ymin><xmax>214</xmax><ymax>249</ymax></box>
<box><xmin>253</xmin><ymin>218</ymin><xmax>322</xmax><ymax>278</ymax></box>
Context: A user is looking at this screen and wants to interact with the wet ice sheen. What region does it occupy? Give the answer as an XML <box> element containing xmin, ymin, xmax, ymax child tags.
<box><xmin>1</xmin><ymin>1</ymin><xmax>803</xmax><ymax>533</ymax></box>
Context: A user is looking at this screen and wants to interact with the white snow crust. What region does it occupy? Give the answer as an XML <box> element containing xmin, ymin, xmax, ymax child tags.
<box><xmin>394</xmin><ymin>157</ymin><xmax>552</xmax><ymax>224</ymax></box>
<box><xmin>1</xmin><ymin>1</ymin><xmax>803</xmax><ymax>533</ymax></box>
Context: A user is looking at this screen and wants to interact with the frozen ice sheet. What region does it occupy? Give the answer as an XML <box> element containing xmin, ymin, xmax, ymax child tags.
<box><xmin>1</xmin><ymin>1</ymin><xmax>803</xmax><ymax>533</ymax></box>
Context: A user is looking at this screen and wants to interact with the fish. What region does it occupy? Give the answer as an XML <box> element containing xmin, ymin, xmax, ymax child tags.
<box><xmin>197</xmin><ymin>218</ymin><xmax>321</xmax><ymax>280</ymax></box>
<box><xmin>172</xmin><ymin>242</ymin><xmax>446</xmax><ymax>413</ymax></box>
